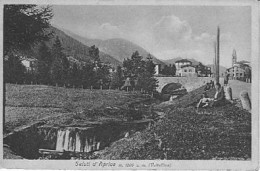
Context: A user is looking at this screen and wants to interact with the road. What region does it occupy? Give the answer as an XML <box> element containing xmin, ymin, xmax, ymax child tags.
<box><xmin>224</xmin><ymin>80</ymin><xmax>251</xmax><ymax>99</ymax></box>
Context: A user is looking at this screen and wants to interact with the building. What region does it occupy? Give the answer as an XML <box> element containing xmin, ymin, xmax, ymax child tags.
<box><xmin>226</xmin><ymin>65</ymin><xmax>245</xmax><ymax>80</ymax></box>
<box><xmin>175</xmin><ymin>59</ymin><xmax>192</xmax><ymax>76</ymax></box>
<box><xmin>154</xmin><ymin>64</ymin><xmax>161</xmax><ymax>75</ymax></box>
<box><xmin>178</xmin><ymin>65</ymin><xmax>197</xmax><ymax>77</ymax></box>
<box><xmin>20</xmin><ymin>57</ymin><xmax>37</xmax><ymax>73</ymax></box>
<box><xmin>195</xmin><ymin>63</ymin><xmax>212</xmax><ymax>77</ymax></box>
<box><xmin>175</xmin><ymin>59</ymin><xmax>192</xmax><ymax>70</ymax></box>
<box><xmin>226</xmin><ymin>49</ymin><xmax>251</xmax><ymax>81</ymax></box>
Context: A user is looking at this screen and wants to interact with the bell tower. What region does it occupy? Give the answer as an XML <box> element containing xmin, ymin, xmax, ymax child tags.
<box><xmin>232</xmin><ymin>49</ymin><xmax>237</xmax><ymax>66</ymax></box>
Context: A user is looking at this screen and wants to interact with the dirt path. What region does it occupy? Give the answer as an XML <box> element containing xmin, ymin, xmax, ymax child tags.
<box><xmin>226</xmin><ymin>80</ymin><xmax>251</xmax><ymax>99</ymax></box>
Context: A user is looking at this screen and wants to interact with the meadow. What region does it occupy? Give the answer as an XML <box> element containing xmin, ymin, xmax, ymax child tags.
<box><xmin>5</xmin><ymin>84</ymin><xmax>150</xmax><ymax>134</ymax></box>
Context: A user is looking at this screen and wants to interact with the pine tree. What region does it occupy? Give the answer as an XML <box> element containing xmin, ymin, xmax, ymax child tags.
<box><xmin>81</xmin><ymin>63</ymin><xmax>95</xmax><ymax>88</ymax></box>
<box><xmin>4</xmin><ymin>5</ymin><xmax>53</xmax><ymax>55</ymax></box>
<box><xmin>122</xmin><ymin>52</ymin><xmax>158</xmax><ymax>93</ymax></box>
<box><xmin>50</xmin><ymin>37</ymin><xmax>69</xmax><ymax>85</ymax></box>
<box><xmin>111</xmin><ymin>66</ymin><xmax>123</xmax><ymax>89</ymax></box>
<box><xmin>37</xmin><ymin>42</ymin><xmax>52</xmax><ymax>84</ymax></box>
<box><xmin>4</xmin><ymin>54</ymin><xmax>26</xmax><ymax>84</ymax></box>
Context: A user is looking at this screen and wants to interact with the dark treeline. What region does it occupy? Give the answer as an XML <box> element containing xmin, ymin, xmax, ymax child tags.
<box><xmin>4</xmin><ymin>37</ymin><xmax>112</xmax><ymax>89</ymax></box>
<box><xmin>4</xmin><ymin>37</ymin><xmax>158</xmax><ymax>92</ymax></box>
<box><xmin>4</xmin><ymin>5</ymin><xmax>158</xmax><ymax>93</ymax></box>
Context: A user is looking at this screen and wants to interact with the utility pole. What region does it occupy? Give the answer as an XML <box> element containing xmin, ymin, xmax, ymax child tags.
<box><xmin>216</xmin><ymin>26</ymin><xmax>220</xmax><ymax>84</ymax></box>
<box><xmin>213</xmin><ymin>41</ymin><xmax>216</xmax><ymax>78</ymax></box>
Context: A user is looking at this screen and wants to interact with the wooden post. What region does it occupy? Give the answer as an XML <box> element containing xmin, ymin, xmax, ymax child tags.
<box><xmin>126</xmin><ymin>86</ymin><xmax>128</xmax><ymax>92</ymax></box>
<box><xmin>3</xmin><ymin>81</ymin><xmax>5</xmax><ymax>132</ymax></box>
<box><xmin>240</xmin><ymin>91</ymin><xmax>251</xmax><ymax>111</ymax></box>
<box><xmin>91</xmin><ymin>86</ymin><xmax>93</xmax><ymax>90</ymax></box>
<box><xmin>216</xmin><ymin>27</ymin><xmax>220</xmax><ymax>84</ymax></box>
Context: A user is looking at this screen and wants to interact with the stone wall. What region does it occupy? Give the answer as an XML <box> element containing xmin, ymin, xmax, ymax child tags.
<box><xmin>156</xmin><ymin>76</ymin><xmax>224</xmax><ymax>92</ymax></box>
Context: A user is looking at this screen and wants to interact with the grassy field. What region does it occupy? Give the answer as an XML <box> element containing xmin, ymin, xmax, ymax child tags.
<box><xmin>94</xmin><ymin>85</ymin><xmax>251</xmax><ymax>160</ymax></box>
<box><xmin>4</xmin><ymin>82</ymin><xmax>251</xmax><ymax>160</ymax></box>
<box><xmin>4</xmin><ymin>84</ymin><xmax>151</xmax><ymax>134</ymax></box>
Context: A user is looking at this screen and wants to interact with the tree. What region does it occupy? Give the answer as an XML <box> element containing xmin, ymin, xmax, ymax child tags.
<box><xmin>82</xmin><ymin>63</ymin><xmax>95</xmax><ymax>88</ymax></box>
<box><xmin>68</xmin><ymin>62</ymin><xmax>82</xmax><ymax>87</ymax></box>
<box><xmin>36</xmin><ymin>42</ymin><xmax>52</xmax><ymax>84</ymax></box>
<box><xmin>161</xmin><ymin>64</ymin><xmax>176</xmax><ymax>76</ymax></box>
<box><xmin>244</xmin><ymin>66</ymin><xmax>251</xmax><ymax>83</ymax></box>
<box><xmin>89</xmin><ymin>45</ymin><xmax>100</xmax><ymax>61</ymax></box>
<box><xmin>3</xmin><ymin>5</ymin><xmax>53</xmax><ymax>131</ymax></box>
<box><xmin>4</xmin><ymin>54</ymin><xmax>26</xmax><ymax>84</ymax></box>
<box><xmin>94</xmin><ymin>64</ymin><xmax>111</xmax><ymax>88</ymax></box>
<box><xmin>110</xmin><ymin>66</ymin><xmax>124</xmax><ymax>89</ymax></box>
<box><xmin>123</xmin><ymin>52</ymin><xmax>158</xmax><ymax>93</ymax></box>
<box><xmin>123</xmin><ymin>51</ymin><xmax>146</xmax><ymax>78</ymax></box>
<box><xmin>4</xmin><ymin>5</ymin><xmax>53</xmax><ymax>55</ymax></box>
<box><xmin>50</xmin><ymin>37</ymin><xmax>69</xmax><ymax>85</ymax></box>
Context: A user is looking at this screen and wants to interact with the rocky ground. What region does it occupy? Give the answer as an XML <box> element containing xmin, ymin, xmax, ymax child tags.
<box><xmin>3</xmin><ymin>81</ymin><xmax>251</xmax><ymax>160</ymax></box>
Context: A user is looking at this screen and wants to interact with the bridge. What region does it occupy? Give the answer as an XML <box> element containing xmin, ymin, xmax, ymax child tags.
<box><xmin>156</xmin><ymin>76</ymin><xmax>223</xmax><ymax>93</ymax></box>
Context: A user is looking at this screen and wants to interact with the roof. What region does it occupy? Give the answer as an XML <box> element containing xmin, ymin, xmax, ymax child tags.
<box><xmin>236</xmin><ymin>60</ymin><xmax>250</xmax><ymax>64</ymax></box>
<box><xmin>175</xmin><ymin>59</ymin><xmax>192</xmax><ymax>63</ymax></box>
<box><xmin>20</xmin><ymin>57</ymin><xmax>37</xmax><ymax>62</ymax></box>
<box><xmin>181</xmin><ymin>65</ymin><xmax>196</xmax><ymax>68</ymax></box>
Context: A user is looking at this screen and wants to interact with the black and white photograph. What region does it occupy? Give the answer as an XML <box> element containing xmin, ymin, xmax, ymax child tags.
<box><xmin>1</xmin><ymin>0</ymin><xmax>259</xmax><ymax>170</ymax></box>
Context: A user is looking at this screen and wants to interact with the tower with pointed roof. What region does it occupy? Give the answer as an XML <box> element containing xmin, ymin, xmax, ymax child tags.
<box><xmin>232</xmin><ymin>49</ymin><xmax>237</xmax><ymax>66</ymax></box>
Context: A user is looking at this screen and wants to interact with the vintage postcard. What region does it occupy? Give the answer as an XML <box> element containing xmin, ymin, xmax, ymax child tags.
<box><xmin>0</xmin><ymin>0</ymin><xmax>259</xmax><ymax>170</ymax></box>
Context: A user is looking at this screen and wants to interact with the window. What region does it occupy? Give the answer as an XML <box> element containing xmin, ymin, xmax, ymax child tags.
<box><xmin>240</xmin><ymin>73</ymin><xmax>243</xmax><ymax>76</ymax></box>
<box><xmin>184</xmin><ymin>69</ymin><xmax>187</xmax><ymax>72</ymax></box>
<box><xmin>189</xmin><ymin>69</ymin><xmax>192</xmax><ymax>72</ymax></box>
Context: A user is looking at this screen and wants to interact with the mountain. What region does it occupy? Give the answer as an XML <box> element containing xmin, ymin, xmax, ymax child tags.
<box><xmin>162</xmin><ymin>57</ymin><xmax>201</xmax><ymax>65</ymax></box>
<box><xmin>27</xmin><ymin>26</ymin><xmax>121</xmax><ymax>67</ymax></box>
<box><xmin>60</xmin><ymin>29</ymin><xmax>166</xmax><ymax>66</ymax></box>
<box><xmin>48</xmin><ymin>27</ymin><xmax>121</xmax><ymax>67</ymax></box>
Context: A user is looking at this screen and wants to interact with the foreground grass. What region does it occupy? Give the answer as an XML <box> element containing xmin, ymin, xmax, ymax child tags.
<box><xmin>95</xmin><ymin>86</ymin><xmax>251</xmax><ymax>160</ymax></box>
<box><xmin>6</xmin><ymin>84</ymin><xmax>147</xmax><ymax>110</ymax></box>
<box><xmin>5</xmin><ymin>84</ymin><xmax>150</xmax><ymax>133</ymax></box>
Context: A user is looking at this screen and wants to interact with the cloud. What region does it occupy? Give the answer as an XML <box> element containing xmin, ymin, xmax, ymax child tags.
<box><xmin>153</xmin><ymin>15</ymin><xmax>192</xmax><ymax>43</ymax></box>
<box><xmin>69</xmin><ymin>15</ymin><xmax>234</xmax><ymax>67</ymax></box>
<box><xmin>149</xmin><ymin>15</ymin><xmax>235</xmax><ymax>67</ymax></box>
<box><xmin>97</xmin><ymin>23</ymin><xmax>123</xmax><ymax>39</ymax></box>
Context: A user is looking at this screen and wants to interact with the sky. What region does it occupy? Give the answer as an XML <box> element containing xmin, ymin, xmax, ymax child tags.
<box><xmin>51</xmin><ymin>5</ymin><xmax>251</xmax><ymax>68</ymax></box>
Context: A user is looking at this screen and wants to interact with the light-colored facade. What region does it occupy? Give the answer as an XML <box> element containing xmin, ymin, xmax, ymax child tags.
<box><xmin>226</xmin><ymin>49</ymin><xmax>250</xmax><ymax>81</ymax></box>
<box><xmin>177</xmin><ymin>66</ymin><xmax>197</xmax><ymax>77</ymax></box>
<box><xmin>21</xmin><ymin>58</ymin><xmax>37</xmax><ymax>72</ymax></box>
<box><xmin>175</xmin><ymin>59</ymin><xmax>192</xmax><ymax>77</ymax></box>
<box><xmin>175</xmin><ymin>59</ymin><xmax>192</xmax><ymax>70</ymax></box>
<box><xmin>154</xmin><ymin>64</ymin><xmax>161</xmax><ymax>75</ymax></box>
<box><xmin>227</xmin><ymin>66</ymin><xmax>245</xmax><ymax>80</ymax></box>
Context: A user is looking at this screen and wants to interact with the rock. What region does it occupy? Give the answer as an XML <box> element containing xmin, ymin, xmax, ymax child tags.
<box><xmin>239</xmin><ymin>91</ymin><xmax>251</xmax><ymax>111</ymax></box>
<box><xmin>224</xmin><ymin>86</ymin><xmax>233</xmax><ymax>101</ymax></box>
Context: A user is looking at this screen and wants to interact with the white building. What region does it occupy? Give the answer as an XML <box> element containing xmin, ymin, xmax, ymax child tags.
<box><xmin>154</xmin><ymin>64</ymin><xmax>161</xmax><ymax>75</ymax></box>
<box><xmin>178</xmin><ymin>65</ymin><xmax>197</xmax><ymax>77</ymax></box>
<box><xmin>227</xmin><ymin>49</ymin><xmax>251</xmax><ymax>81</ymax></box>
<box><xmin>175</xmin><ymin>59</ymin><xmax>192</xmax><ymax>77</ymax></box>
<box><xmin>175</xmin><ymin>59</ymin><xmax>192</xmax><ymax>70</ymax></box>
<box><xmin>21</xmin><ymin>58</ymin><xmax>37</xmax><ymax>72</ymax></box>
